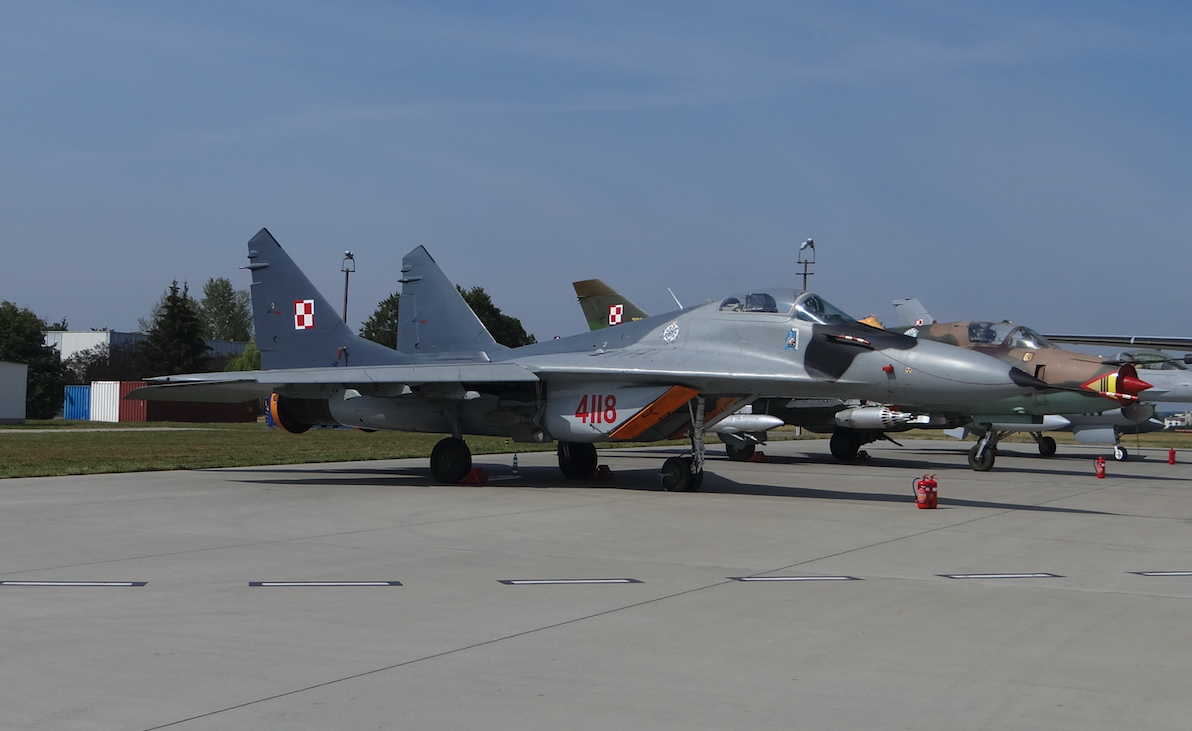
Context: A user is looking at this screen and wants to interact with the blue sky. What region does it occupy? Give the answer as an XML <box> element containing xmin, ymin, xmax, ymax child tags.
<box><xmin>2</xmin><ymin>1</ymin><xmax>1190</xmax><ymax>344</ymax></box>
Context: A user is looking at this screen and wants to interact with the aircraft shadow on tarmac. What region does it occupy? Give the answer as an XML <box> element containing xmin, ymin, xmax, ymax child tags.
<box><xmin>228</xmin><ymin>461</ymin><xmax>1119</xmax><ymax>516</ymax></box>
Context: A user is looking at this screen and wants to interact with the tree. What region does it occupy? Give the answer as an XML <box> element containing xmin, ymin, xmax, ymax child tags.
<box><xmin>196</xmin><ymin>277</ymin><xmax>252</xmax><ymax>342</ymax></box>
<box><xmin>46</xmin><ymin>317</ymin><xmax>68</xmax><ymax>331</ymax></box>
<box><xmin>457</xmin><ymin>286</ymin><xmax>536</xmax><ymax>347</ymax></box>
<box><xmin>0</xmin><ymin>301</ymin><xmax>66</xmax><ymax>419</ymax></box>
<box><xmin>359</xmin><ymin>292</ymin><xmax>400</xmax><ymax>349</ymax></box>
<box><xmin>134</xmin><ymin>281</ymin><xmax>211</xmax><ymax>377</ymax></box>
<box><xmin>224</xmin><ymin>340</ymin><xmax>261</xmax><ymax>371</ymax></box>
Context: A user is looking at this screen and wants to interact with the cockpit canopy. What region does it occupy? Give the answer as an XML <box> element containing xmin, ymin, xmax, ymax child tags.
<box><xmin>717</xmin><ymin>289</ymin><xmax>857</xmax><ymax>325</ymax></box>
<box><xmin>967</xmin><ymin>322</ymin><xmax>1056</xmax><ymax>350</ymax></box>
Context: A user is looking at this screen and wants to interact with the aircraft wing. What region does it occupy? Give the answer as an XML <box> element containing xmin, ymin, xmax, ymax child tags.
<box><xmin>130</xmin><ymin>363</ymin><xmax>541</xmax><ymax>403</ymax></box>
<box><xmin>1041</xmin><ymin>334</ymin><xmax>1192</xmax><ymax>350</ymax></box>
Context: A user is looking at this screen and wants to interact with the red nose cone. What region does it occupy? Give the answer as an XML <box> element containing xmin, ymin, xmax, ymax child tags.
<box><xmin>1119</xmin><ymin>374</ymin><xmax>1152</xmax><ymax>396</ymax></box>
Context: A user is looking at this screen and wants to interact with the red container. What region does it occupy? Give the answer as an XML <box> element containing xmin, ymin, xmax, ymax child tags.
<box><xmin>118</xmin><ymin>381</ymin><xmax>147</xmax><ymax>422</ymax></box>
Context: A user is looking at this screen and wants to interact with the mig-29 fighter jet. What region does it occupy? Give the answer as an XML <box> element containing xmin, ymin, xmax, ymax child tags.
<box><xmin>131</xmin><ymin>229</ymin><xmax>1054</xmax><ymax>491</ymax></box>
<box><xmin>574</xmin><ymin>280</ymin><xmax>1124</xmax><ymax>468</ymax></box>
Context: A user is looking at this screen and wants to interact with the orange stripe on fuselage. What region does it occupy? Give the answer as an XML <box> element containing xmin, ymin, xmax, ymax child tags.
<box><xmin>608</xmin><ymin>386</ymin><xmax>700</xmax><ymax>441</ymax></box>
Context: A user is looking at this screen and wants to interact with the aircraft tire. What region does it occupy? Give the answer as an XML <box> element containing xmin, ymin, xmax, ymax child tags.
<box><xmin>1038</xmin><ymin>436</ymin><xmax>1057</xmax><ymax>458</ymax></box>
<box><xmin>1114</xmin><ymin>445</ymin><xmax>1128</xmax><ymax>462</ymax></box>
<box><xmin>430</xmin><ymin>437</ymin><xmax>472</xmax><ymax>483</ymax></box>
<box><xmin>660</xmin><ymin>456</ymin><xmax>697</xmax><ymax>492</ymax></box>
<box><xmin>967</xmin><ymin>444</ymin><xmax>995</xmax><ymax>472</ymax></box>
<box><xmin>829</xmin><ymin>429</ymin><xmax>862</xmax><ymax>462</ymax></box>
<box><xmin>558</xmin><ymin>441</ymin><xmax>598</xmax><ymax>479</ymax></box>
<box><xmin>725</xmin><ymin>442</ymin><xmax>756</xmax><ymax>461</ymax></box>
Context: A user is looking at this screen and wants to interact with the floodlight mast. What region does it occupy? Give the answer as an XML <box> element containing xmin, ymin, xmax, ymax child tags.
<box><xmin>341</xmin><ymin>251</ymin><xmax>355</xmax><ymax>322</ymax></box>
<box><xmin>798</xmin><ymin>238</ymin><xmax>815</xmax><ymax>291</ymax></box>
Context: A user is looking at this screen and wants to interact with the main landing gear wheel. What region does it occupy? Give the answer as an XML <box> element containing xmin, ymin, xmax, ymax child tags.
<box><xmin>725</xmin><ymin>441</ymin><xmax>756</xmax><ymax>461</ymax></box>
<box><xmin>830</xmin><ymin>429</ymin><xmax>862</xmax><ymax>462</ymax></box>
<box><xmin>558</xmin><ymin>441</ymin><xmax>598</xmax><ymax>479</ymax></box>
<box><xmin>1037</xmin><ymin>436</ymin><xmax>1057</xmax><ymax>458</ymax></box>
<box><xmin>430</xmin><ymin>437</ymin><xmax>472</xmax><ymax>483</ymax></box>
<box><xmin>661</xmin><ymin>456</ymin><xmax>703</xmax><ymax>492</ymax></box>
<box><xmin>967</xmin><ymin>444</ymin><xmax>996</xmax><ymax>472</ymax></box>
<box><xmin>1114</xmin><ymin>445</ymin><xmax>1128</xmax><ymax>462</ymax></box>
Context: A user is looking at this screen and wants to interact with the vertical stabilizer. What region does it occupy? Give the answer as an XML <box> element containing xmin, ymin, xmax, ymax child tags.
<box><xmin>892</xmin><ymin>298</ymin><xmax>935</xmax><ymax>328</ymax></box>
<box><xmin>396</xmin><ymin>246</ymin><xmax>504</xmax><ymax>356</ymax></box>
<box><xmin>573</xmin><ymin>279</ymin><xmax>651</xmax><ymax>331</ymax></box>
<box><xmin>245</xmin><ymin>228</ymin><xmax>405</xmax><ymax>369</ymax></box>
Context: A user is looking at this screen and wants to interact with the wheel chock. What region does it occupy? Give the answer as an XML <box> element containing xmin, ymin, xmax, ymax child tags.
<box><xmin>459</xmin><ymin>468</ymin><xmax>488</xmax><ymax>486</ymax></box>
<box><xmin>595</xmin><ymin>464</ymin><xmax>614</xmax><ymax>480</ymax></box>
<box><xmin>746</xmin><ymin>451</ymin><xmax>767</xmax><ymax>463</ymax></box>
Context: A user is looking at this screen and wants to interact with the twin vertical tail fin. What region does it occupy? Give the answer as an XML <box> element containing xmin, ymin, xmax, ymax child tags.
<box><xmin>244</xmin><ymin>228</ymin><xmax>405</xmax><ymax>370</ymax></box>
<box><xmin>396</xmin><ymin>246</ymin><xmax>504</xmax><ymax>356</ymax></box>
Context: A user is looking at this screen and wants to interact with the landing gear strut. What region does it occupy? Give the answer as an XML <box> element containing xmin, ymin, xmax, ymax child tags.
<box><xmin>430</xmin><ymin>437</ymin><xmax>472</xmax><ymax>483</ymax></box>
<box><xmin>662</xmin><ymin>397</ymin><xmax>706</xmax><ymax>491</ymax></box>
<box><xmin>967</xmin><ymin>428</ymin><xmax>1007</xmax><ymax>472</ymax></box>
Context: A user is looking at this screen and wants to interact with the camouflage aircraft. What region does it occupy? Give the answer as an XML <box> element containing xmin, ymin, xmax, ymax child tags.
<box><xmin>129</xmin><ymin>229</ymin><xmax>1054</xmax><ymax>491</ymax></box>
<box><xmin>573</xmin><ymin>280</ymin><xmax>1122</xmax><ymax>469</ymax></box>
<box><xmin>891</xmin><ymin>298</ymin><xmax>1167</xmax><ymax>464</ymax></box>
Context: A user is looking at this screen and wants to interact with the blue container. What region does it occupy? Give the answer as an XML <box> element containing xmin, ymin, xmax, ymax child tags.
<box><xmin>63</xmin><ymin>385</ymin><xmax>91</xmax><ymax>421</ymax></box>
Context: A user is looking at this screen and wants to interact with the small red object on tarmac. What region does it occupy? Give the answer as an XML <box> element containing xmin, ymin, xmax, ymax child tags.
<box><xmin>1095</xmin><ymin>456</ymin><xmax>1106</xmax><ymax>479</ymax></box>
<box><xmin>459</xmin><ymin>468</ymin><xmax>488</xmax><ymax>486</ymax></box>
<box><xmin>1169</xmin><ymin>448</ymin><xmax>1177</xmax><ymax>465</ymax></box>
<box><xmin>913</xmin><ymin>474</ymin><xmax>938</xmax><ymax>509</ymax></box>
<box><xmin>746</xmin><ymin>451</ymin><xmax>767</xmax><ymax>463</ymax></box>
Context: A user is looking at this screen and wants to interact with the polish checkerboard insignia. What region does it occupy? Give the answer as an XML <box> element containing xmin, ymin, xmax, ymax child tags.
<box><xmin>609</xmin><ymin>304</ymin><xmax>623</xmax><ymax>326</ymax></box>
<box><xmin>294</xmin><ymin>299</ymin><xmax>315</xmax><ymax>330</ymax></box>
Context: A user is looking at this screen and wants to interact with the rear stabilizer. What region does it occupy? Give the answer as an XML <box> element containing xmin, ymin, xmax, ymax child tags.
<box><xmin>573</xmin><ymin>279</ymin><xmax>651</xmax><ymax>331</ymax></box>
<box><xmin>396</xmin><ymin>246</ymin><xmax>504</xmax><ymax>356</ymax></box>
<box><xmin>245</xmin><ymin>228</ymin><xmax>405</xmax><ymax>369</ymax></box>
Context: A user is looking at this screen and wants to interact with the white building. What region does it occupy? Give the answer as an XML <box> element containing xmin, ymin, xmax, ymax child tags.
<box><xmin>44</xmin><ymin>331</ymin><xmax>247</xmax><ymax>360</ymax></box>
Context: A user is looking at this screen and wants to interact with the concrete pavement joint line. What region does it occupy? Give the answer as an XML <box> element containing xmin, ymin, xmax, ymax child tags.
<box><xmin>498</xmin><ymin>578</ymin><xmax>642</xmax><ymax>585</ymax></box>
<box><xmin>730</xmin><ymin>575</ymin><xmax>860</xmax><ymax>582</ymax></box>
<box><xmin>138</xmin><ymin>578</ymin><xmax>739</xmax><ymax>731</ymax></box>
<box><xmin>940</xmin><ymin>573</ymin><xmax>1062</xmax><ymax>580</ymax></box>
<box><xmin>0</xmin><ymin>581</ymin><xmax>147</xmax><ymax>587</ymax></box>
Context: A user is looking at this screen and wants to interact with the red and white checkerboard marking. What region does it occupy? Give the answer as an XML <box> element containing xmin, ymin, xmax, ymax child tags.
<box><xmin>294</xmin><ymin>299</ymin><xmax>315</xmax><ymax>330</ymax></box>
<box><xmin>608</xmin><ymin>304</ymin><xmax>623</xmax><ymax>326</ymax></box>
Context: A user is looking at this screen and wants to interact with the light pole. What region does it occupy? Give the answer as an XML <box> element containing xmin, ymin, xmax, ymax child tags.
<box><xmin>797</xmin><ymin>238</ymin><xmax>815</xmax><ymax>291</ymax></box>
<box><xmin>341</xmin><ymin>251</ymin><xmax>355</xmax><ymax>323</ymax></box>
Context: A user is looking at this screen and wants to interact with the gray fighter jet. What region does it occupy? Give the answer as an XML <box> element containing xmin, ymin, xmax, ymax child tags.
<box><xmin>131</xmin><ymin>228</ymin><xmax>1053</xmax><ymax>490</ymax></box>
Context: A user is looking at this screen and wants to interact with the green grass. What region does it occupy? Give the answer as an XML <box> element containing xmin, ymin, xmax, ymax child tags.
<box><xmin>2</xmin><ymin>421</ymin><xmax>1189</xmax><ymax>480</ymax></box>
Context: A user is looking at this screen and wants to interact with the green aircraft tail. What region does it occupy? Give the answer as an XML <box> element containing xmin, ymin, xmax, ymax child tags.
<box><xmin>572</xmin><ymin>279</ymin><xmax>651</xmax><ymax>331</ymax></box>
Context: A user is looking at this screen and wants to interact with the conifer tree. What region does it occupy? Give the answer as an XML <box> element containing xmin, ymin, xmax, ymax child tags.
<box><xmin>135</xmin><ymin>281</ymin><xmax>211</xmax><ymax>376</ymax></box>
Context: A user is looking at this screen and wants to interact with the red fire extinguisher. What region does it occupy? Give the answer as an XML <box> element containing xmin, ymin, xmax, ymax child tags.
<box><xmin>1169</xmin><ymin>448</ymin><xmax>1177</xmax><ymax>465</ymax></box>
<box><xmin>1095</xmin><ymin>455</ymin><xmax>1106</xmax><ymax>479</ymax></box>
<box><xmin>913</xmin><ymin>474</ymin><xmax>938</xmax><ymax>509</ymax></box>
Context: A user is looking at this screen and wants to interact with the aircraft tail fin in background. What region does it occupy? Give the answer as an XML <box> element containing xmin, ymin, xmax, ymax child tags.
<box><xmin>573</xmin><ymin>279</ymin><xmax>651</xmax><ymax>331</ymax></box>
<box><xmin>892</xmin><ymin>298</ymin><xmax>935</xmax><ymax>328</ymax></box>
<box><xmin>396</xmin><ymin>246</ymin><xmax>504</xmax><ymax>356</ymax></box>
<box><xmin>245</xmin><ymin>228</ymin><xmax>406</xmax><ymax>370</ymax></box>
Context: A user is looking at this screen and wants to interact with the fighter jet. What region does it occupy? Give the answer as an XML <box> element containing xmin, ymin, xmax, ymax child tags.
<box><xmin>573</xmin><ymin>280</ymin><xmax>1123</xmax><ymax>468</ymax></box>
<box><xmin>131</xmin><ymin>228</ymin><xmax>1053</xmax><ymax>491</ymax></box>
<box><xmin>892</xmin><ymin>298</ymin><xmax>1167</xmax><ymax>464</ymax></box>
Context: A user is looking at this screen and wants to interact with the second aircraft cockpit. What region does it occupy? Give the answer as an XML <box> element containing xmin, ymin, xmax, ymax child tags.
<box><xmin>966</xmin><ymin>322</ymin><xmax>1057</xmax><ymax>350</ymax></box>
<box><xmin>717</xmin><ymin>289</ymin><xmax>858</xmax><ymax>326</ymax></box>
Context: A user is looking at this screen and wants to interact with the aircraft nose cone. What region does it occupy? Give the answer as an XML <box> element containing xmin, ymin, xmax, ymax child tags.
<box><xmin>1119</xmin><ymin>374</ymin><xmax>1152</xmax><ymax>397</ymax></box>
